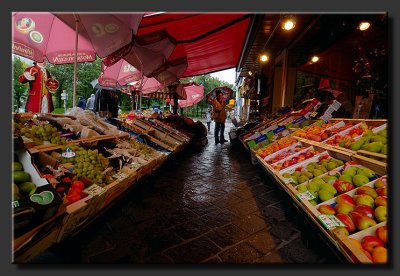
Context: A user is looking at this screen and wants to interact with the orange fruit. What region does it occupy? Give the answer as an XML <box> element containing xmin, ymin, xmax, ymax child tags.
<box><xmin>372</xmin><ymin>246</ymin><xmax>387</xmax><ymax>264</ymax></box>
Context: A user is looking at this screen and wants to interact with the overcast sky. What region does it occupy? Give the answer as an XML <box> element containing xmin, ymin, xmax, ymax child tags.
<box><xmin>210</xmin><ymin>68</ymin><xmax>236</xmax><ymax>85</ymax></box>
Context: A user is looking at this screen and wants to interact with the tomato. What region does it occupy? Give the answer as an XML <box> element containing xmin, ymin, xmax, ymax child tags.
<box><xmin>66</xmin><ymin>193</ymin><xmax>81</xmax><ymax>203</ymax></box>
<box><xmin>68</xmin><ymin>187</ymin><xmax>82</xmax><ymax>196</ymax></box>
<box><xmin>71</xmin><ymin>181</ymin><xmax>85</xmax><ymax>191</ymax></box>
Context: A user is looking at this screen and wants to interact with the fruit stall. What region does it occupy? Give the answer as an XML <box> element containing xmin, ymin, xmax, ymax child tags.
<box><xmin>239</xmin><ymin>104</ymin><xmax>388</xmax><ymax>264</ymax></box>
<box><xmin>12</xmin><ymin>111</ymin><xmax>192</xmax><ymax>262</ymax></box>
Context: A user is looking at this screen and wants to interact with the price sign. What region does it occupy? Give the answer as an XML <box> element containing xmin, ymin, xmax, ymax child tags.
<box><xmin>12</xmin><ymin>201</ymin><xmax>19</xmax><ymax>208</ymax></box>
<box><xmin>112</xmin><ymin>172</ymin><xmax>128</xmax><ymax>180</ymax></box>
<box><xmin>83</xmin><ymin>184</ymin><xmax>106</xmax><ymax>197</ymax></box>
<box><xmin>296</xmin><ymin>191</ymin><xmax>316</xmax><ymax>201</ymax></box>
<box><xmin>318</xmin><ymin>214</ymin><xmax>346</xmax><ymax>230</ymax></box>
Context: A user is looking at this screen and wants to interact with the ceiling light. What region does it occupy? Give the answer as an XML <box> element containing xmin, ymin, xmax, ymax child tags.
<box><xmin>248</xmin><ymin>71</ymin><xmax>252</xmax><ymax>76</ymax></box>
<box><xmin>311</xmin><ymin>56</ymin><xmax>319</xmax><ymax>63</ymax></box>
<box><xmin>358</xmin><ymin>21</ymin><xmax>371</xmax><ymax>31</ymax></box>
<box><xmin>260</xmin><ymin>54</ymin><xmax>269</xmax><ymax>62</ymax></box>
<box><xmin>282</xmin><ymin>15</ymin><xmax>296</xmax><ymax>31</ymax></box>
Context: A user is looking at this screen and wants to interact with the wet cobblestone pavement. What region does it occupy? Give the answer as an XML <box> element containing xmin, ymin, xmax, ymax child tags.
<box><xmin>49</xmin><ymin>122</ymin><xmax>342</xmax><ymax>264</ymax></box>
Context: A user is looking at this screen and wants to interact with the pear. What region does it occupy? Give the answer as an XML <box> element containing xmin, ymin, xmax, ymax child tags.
<box><xmin>297</xmin><ymin>184</ymin><xmax>308</xmax><ymax>193</ymax></box>
<box><xmin>320</xmin><ymin>182</ymin><xmax>338</xmax><ymax>195</ymax></box>
<box><xmin>342</xmin><ymin>167</ymin><xmax>357</xmax><ymax>177</ymax></box>
<box><xmin>339</xmin><ymin>174</ymin><xmax>353</xmax><ymax>184</ymax></box>
<box><xmin>365</xmin><ymin>142</ymin><xmax>384</xmax><ymax>153</ymax></box>
<box><xmin>313</xmin><ymin>169</ymin><xmax>324</xmax><ymax>177</ymax></box>
<box><xmin>357</xmin><ymin>167</ymin><xmax>376</xmax><ymax>178</ymax></box>
<box><xmin>377</xmin><ymin>129</ymin><xmax>387</xmax><ymax>138</ymax></box>
<box><xmin>353</xmin><ymin>174</ymin><xmax>370</xmax><ymax>187</ymax></box>
<box><xmin>318</xmin><ymin>189</ymin><xmax>335</xmax><ymax>202</ymax></box>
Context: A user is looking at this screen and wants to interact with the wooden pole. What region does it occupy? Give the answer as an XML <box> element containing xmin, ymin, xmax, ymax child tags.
<box><xmin>73</xmin><ymin>16</ymin><xmax>79</xmax><ymax>107</ymax></box>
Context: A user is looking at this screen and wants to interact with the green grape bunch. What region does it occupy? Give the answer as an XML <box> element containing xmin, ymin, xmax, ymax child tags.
<box><xmin>20</xmin><ymin>124</ymin><xmax>66</xmax><ymax>146</ymax></box>
<box><xmin>59</xmin><ymin>144</ymin><xmax>109</xmax><ymax>185</ymax></box>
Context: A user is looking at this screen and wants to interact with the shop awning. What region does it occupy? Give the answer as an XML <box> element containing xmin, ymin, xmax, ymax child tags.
<box><xmin>137</xmin><ymin>13</ymin><xmax>252</xmax><ymax>78</ymax></box>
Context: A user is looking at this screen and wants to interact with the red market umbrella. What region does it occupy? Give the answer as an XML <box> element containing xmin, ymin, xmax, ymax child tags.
<box><xmin>98</xmin><ymin>59</ymin><xmax>142</xmax><ymax>87</ymax></box>
<box><xmin>177</xmin><ymin>82</ymin><xmax>204</xmax><ymax>108</ymax></box>
<box><xmin>149</xmin><ymin>56</ymin><xmax>188</xmax><ymax>85</ymax></box>
<box><xmin>206</xmin><ymin>86</ymin><xmax>234</xmax><ymax>104</ymax></box>
<box><xmin>12</xmin><ymin>12</ymin><xmax>96</xmax><ymax>64</ymax></box>
<box><xmin>12</xmin><ymin>12</ymin><xmax>145</xmax><ymax>106</ymax></box>
<box><xmin>103</xmin><ymin>29</ymin><xmax>176</xmax><ymax>77</ymax></box>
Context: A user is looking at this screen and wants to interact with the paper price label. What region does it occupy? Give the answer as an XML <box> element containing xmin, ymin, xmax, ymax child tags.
<box><xmin>331</xmin><ymin>100</ymin><xmax>342</xmax><ymax>111</ymax></box>
<box><xmin>12</xmin><ymin>201</ymin><xmax>19</xmax><ymax>208</ymax></box>
<box><xmin>112</xmin><ymin>172</ymin><xmax>128</xmax><ymax>180</ymax></box>
<box><xmin>318</xmin><ymin>214</ymin><xmax>346</xmax><ymax>230</ymax></box>
<box><xmin>296</xmin><ymin>191</ymin><xmax>316</xmax><ymax>201</ymax></box>
<box><xmin>83</xmin><ymin>184</ymin><xmax>106</xmax><ymax>197</ymax></box>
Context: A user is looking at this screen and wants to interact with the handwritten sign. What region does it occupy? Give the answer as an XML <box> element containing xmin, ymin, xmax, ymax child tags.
<box><xmin>83</xmin><ymin>184</ymin><xmax>106</xmax><ymax>197</ymax></box>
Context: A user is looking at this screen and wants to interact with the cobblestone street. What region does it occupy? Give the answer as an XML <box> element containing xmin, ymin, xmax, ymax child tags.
<box><xmin>49</xmin><ymin>122</ymin><xmax>341</xmax><ymax>264</ymax></box>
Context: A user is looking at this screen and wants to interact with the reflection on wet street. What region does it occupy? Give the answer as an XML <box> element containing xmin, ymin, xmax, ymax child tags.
<box><xmin>51</xmin><ymin>122</ymin><xmax>341</xmax><ymax>264</ymax></box>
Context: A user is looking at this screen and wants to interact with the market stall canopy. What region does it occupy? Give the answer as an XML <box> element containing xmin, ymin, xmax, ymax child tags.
<box><xmin>137</xmin><ymin>13</ymin><xmax>251</xmax><ymax>77</ymax></box>
<box><xmin>12</xmin><ymin>12</ymin><xmax>97</xmax><ymax>63</ymax></box>
<box><xmin>148</xmin><ymin>56</ymin><xmax>188</xmax><ymax>85</ymax></box>
<box><xmin>176</xmin><ymin>82</ymin><xmax>204</xmax><ymax>108</ymax></box>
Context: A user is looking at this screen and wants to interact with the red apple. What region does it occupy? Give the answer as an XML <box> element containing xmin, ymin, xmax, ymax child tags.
<box><xmin>356</xmin><ymin>186</ymin><xmax>378</xmax><ymax>199</ymax></box>
<box><xmin>375</xmin><ymin>226</ymin><xmax>387</xmax><ymax>244</ymax></box>
<box><xmin>350</xmin><ymin>212</ymin><xmax>377</xmax><ymax>231</ymax></box>
<box><xmin>361</xmin><ymin>235</ymin><xmax>384</xmax><ymax>253</ymax></box>
<box><xmin>354</xmin><ymin>205</ymin><xmax>375</xmax><ymax>219</ymax></box>
<box><xmin>376</xmin><ymin>187</ymin><xmax>387</xmax><ymax>197</ymax></box>
<box><xmin>335</xmin><ymin>194</ymin><xmax>356</xmax><ymax>207</ymax></box>
<box><xmin>375</xmin><ymin>196</ymin><xmax>387</xmax><ymax>207</ymax></box>
<box><xmin>353</xmin><ymin>194</ymin><xmax>375</xmax><ymax>208</ymax></box>
<box><xmin>335</xmin><ymin>203</ymin><xmax>355</xmax><ymax>215</ymax></box>
<box><xmin>374</xmin><ymin>206</ymin><xmax>387</xmax><ymax>222</ymax></box>
<box><xmin>336</xmin><ymin>213</ymin><xmax>356</xmax><ymax>232</ymax></box>
<box><xmin>318</xmin><ymin>204</ymin><xmax>336</xmax><ymax>215</ymax></box>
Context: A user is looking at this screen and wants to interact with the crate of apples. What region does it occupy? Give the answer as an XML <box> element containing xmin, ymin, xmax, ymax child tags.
<box><xmin>273</xmin><ymin>148</ymin><xmax>319</xmax><ymax>170</ymax></box>
<box><xmin>346</xmin><ymin>224</ymin><xmax>387</xmax><ymax>263</ymax></box>
<box><xmin>317</xmin><ymin>176</ymin><xmax>387</xmax><ymax>237</ymax></box>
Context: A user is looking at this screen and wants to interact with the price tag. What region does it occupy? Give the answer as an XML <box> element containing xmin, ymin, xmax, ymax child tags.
<box><xmin>12</xmin><ymin>201</ymin><xmax>19</xmax><ymax>208</ymax></box>
<box><xmin>318</xmin><ymin>214</ymin><xmax>346</xmax><ymax>230</ymax></box>
<box><xmin>83</xmin><ymin>184</ymin><xmax>106</xmax><ymax>197</ymax></box>
<box><xmin>112</xmin><ymin>172</ymin><xmax>128</xmax><ymax>180</ymax></box>
<box><xmin>331</xmin><ymin>100</ymin><xmax>342</xmax><ymax>111</ymax></box>
<box><xmin>296</xmin><ymin>191</ymin><xmax>316</xmax><ymax>201</ymax></box>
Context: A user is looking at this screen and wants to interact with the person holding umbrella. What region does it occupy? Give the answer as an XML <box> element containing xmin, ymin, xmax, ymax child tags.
<box><xmin>210</xmin><ymin>89</ymin><xmax>228</xmax><ymax>144</ymax></box>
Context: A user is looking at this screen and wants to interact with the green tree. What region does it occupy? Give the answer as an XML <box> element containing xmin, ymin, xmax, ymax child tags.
<box><xmin>12</xmin><ymin>57</ymin><xmax>29</xmax><ymax>111</ymax></box>
<box><xmin>46</xmin><ymin>57</ymin><xmax>102</xmax><ymax>108</ymax></box>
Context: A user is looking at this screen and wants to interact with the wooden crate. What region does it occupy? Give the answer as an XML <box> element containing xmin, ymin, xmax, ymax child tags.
<box><xmin>329</xmin><ymin>118</ymin><xmax>387</xmax><ymax>128</ymax></box>
<box><xmin>337</xmin><ymin>222</ymin><xmax>387</xmax><ymax>264</ymax></box>
<box><xmin>356</xmin><ymin>150</ymin><xmax>387</xmax><ymax>163</ymax></box>
<box><xmin>352</xmin><ymin>154</ymin><xmax>387</xmax><ymax>176</ymax></box>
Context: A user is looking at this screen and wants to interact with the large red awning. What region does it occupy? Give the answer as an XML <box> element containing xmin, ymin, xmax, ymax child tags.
<box><xmin>137</xmin><ymin>13</ymin><xmax>251</xmax><ymax>78</ymax></box>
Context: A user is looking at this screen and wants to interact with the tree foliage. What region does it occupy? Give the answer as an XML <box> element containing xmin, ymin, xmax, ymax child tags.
<box><xmin>12</xmin><ymin>57</ymin><xmax>29</xmax><ymax>111</ymax></box>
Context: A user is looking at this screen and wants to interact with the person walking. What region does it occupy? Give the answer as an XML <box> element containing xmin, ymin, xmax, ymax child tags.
<box><xmin>210</xmin><ymin>90</ymin><xmax>228</xmax><ymax>144</ymax></box>
<box><xmin>86</xmin><ymin>94</ymin><xmax>95</xmax><ymax>111</ymax></box>
<box><xmin>77</xmin><ymin>96</ymin><xmax>86</xmax><ymax>109</ymax></box>
<box><xmin>205</xmin><ymin>108</ymin><xmax>212</xmax><ymax>132</ymax></box>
